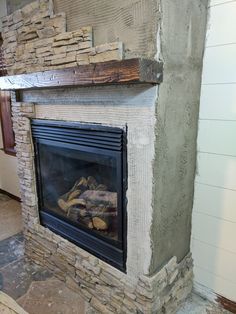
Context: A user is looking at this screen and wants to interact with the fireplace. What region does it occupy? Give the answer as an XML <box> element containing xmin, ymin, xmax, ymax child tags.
<box><xmin>31</xmin><ymin>119</ymin><xmax>127</xmax><ymax>271</ymax></box>
<box><xmin>0</xmin><ymin>0</ymin><xmax>210</xmax><ymax>310</ymax></box>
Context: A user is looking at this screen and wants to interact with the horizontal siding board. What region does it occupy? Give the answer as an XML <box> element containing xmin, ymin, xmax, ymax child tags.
<box><xmin>193</xmin><ymin>183</ymin><xmax>236</xmax><ymax>222</ymax></box>
<box><xmin>193</xmin><ymin>0</ymin><xmax>236</xmax><ymax>303</ymax></box>
<box><xmin>206</xmin><ymin>2</ymin><xmax>236</xmax><ymax>46</ymax></box>
<box><xmin>196</xmin><ymin>153</ymin><xmax>236</xmax><ymax>190</ymax></box>
<box><xmin>202</xmin><ymin>44</ymin><xmax>236</xmax><ymax>84</ymax></box>
<box><xmin>192</xmin><ymin>212</ymin><xmax>236</xmax><ymax>254</ymax></box>
<box><xmin>194</xmin><ymin>265</ymin><xmax>236</xmax><ymax>302</ymax></box>
<box><xmin>192</xmin><ymin>238</ymin><xmax>236</xmax><ymax>284</ymax></box>
<box><xmin>200</xmin><ymin>84</ymin><xmax>236</xmax><ymax>120</ymax></box>
<box><xmin>210</xmin><ymin>0</ymin><xmax>236</xmax><ymax>7</ymax></box>
<box><xmin>198</xmin><ymin>120</ymin><xmax>236</xmax><ymax>156</ymax></box>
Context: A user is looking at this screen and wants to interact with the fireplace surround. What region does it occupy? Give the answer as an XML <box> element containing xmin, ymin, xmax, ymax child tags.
<box><xmin>0</xmin><ymin>0</ymin><xmax>208</xmax><ymax>312</ymax></box>
<box><xmin>32</xmin><ymin>119</ymin><xmax>127</xmax><ymax>271</ymax></box>
<box><xmin>8</xmin><ymin>85</ymin><xmax>194</xmax><ymax>313</ymax></box>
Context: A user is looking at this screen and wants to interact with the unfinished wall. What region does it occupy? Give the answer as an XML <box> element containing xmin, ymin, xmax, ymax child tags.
<box><xmin>54</xmin><ymin>0</ymin><xmax>160</xmax><ymax>59</ymax></box>
<box><xmin>4</xmin><ymin>0</ymin><xmax>161</xmax><ymax>60</ymax></box>
<box><xmin>150</xmin><ymin>0</ymin><xmax>208</xmax><ymax>273</ymax></box>
<box><xmin>0</xmin><ymin>0</ymin><xmax>7</xmax><ymax>29</ymax></box>
<box><xmin>1</xmin><ymin>0</ymin><xmax>124</xmax><ymax>75</ymax></box>
<box><xmin>6</xmin><ymin>0</ymin><xmax>32</xmax><ymax>14</ymax></box>
<box><xmin>6</xmin><ymin>0</ymin><xmax>161</xmax><ymax>58</ymax></box>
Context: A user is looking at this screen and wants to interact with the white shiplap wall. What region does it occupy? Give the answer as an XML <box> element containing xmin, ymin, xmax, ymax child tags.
<box><xmin>192</xmin><ymin>0</ymin><xmax>236</xmax><ymax>302</ymax></box>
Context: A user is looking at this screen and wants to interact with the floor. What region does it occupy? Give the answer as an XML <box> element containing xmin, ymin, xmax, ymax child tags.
<box><xmin>177</xmin><ymin>294</ymin><xmax>230</xmax><ymax>314</ymax></box>
<box><xmin>0</xmin><ymin>193</ymin><xmax>86</xmax><ymax>314</ymax></box>
<box><xmin>0</xmin><ymin>291</ymin><xmax>28</xmax><ymax>314</ymax></box>
<box><xmin>0</xmin><ymin>192</ymin><xmax>231</xmax><ymax>314</ymax></box>
<box><xmin>0</xmin><ymin>193</ymin><xmax>23</xmax><ymax>241</ymax></box>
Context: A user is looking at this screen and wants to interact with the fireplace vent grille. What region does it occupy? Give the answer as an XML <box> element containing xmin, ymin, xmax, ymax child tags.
<box><xmin>31</xmin><ymin>120</ymin><xmax>123</xmax><ymax>151</ymax></box>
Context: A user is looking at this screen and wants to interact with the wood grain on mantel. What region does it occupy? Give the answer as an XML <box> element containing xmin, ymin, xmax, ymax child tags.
<box><xmin>0</xmin><ymin>59</ymin><xmax>163</xmax><ymax>91</ymax></box>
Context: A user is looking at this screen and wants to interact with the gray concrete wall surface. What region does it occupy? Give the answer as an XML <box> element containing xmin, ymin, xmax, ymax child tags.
<box><xmin>150</xmin><ymin>0</ymin><xmax>209</xmax><ymax>274</ymax></box>
<box><xmin>6</xmin><ymin>0</ymin><xmax>33</xmax><ymax>14</ymax></box>
<box><xmin>0</xmin><ymin>0</ymin><xmax>7</xmax><ymax>30</ymax></box>
<box><xmin>54</xmin><ymin>0</ymin><xmax>160</xmax><ymax>59</ymax></box>
<box><xmin>6</xmin><ymin>0</ymin><xmax>160</xmax><ymax>58</ymax></box>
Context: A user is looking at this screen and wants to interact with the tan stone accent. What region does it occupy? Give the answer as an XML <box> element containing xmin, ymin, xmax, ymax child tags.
<box><xmin>54</xmin><ymin>32</ymin><xmax>73</xmax><ymax>41</ymax></box>
<box><xmin>1</xmin><ymin>0</ymin><xmax>124</xmax><ymax>75</ymax></box>
<box><xmin>0</xmin><ymin>292</ymin><xmax>28</xmax><ymax>314</ymax></box>
<box><xmin>89</xmin><ymin>49</ymin><xmax>123</xmax><ymax>64</ymax></box>
<box><xmin>77</xmin><ymin>53</ymin><xmax>90</xmax><ymax>65</ymax></box>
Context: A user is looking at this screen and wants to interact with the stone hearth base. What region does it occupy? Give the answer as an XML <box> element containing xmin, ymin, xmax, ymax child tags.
<box><xmin>25</xmin><ymin>227</ymin><xmax>193</xmax><ymax>314</ymax></box>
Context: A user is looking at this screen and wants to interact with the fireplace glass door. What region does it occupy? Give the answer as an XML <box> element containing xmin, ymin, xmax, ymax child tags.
<box><xmin>32</xmin><ymin>120</ymin><xmax>127</xmax><ymax>271</ymax></box>
<box><xmin>38</xmin><ymin>142</ymin><xmax>119</xmax><ymax>240</ymax></box>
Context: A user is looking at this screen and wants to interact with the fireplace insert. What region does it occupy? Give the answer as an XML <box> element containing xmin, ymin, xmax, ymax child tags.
<box><xmin>32</xmin><ymin>119</ymin><xmax>127</xmax><ymax>271</ymax></box>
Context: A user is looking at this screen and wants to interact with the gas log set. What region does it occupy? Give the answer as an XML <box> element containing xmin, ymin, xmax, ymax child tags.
<box><xmin>57</xmin><ymin>176</ymin><xmax>118</xmax><ymax>237</ymax></box>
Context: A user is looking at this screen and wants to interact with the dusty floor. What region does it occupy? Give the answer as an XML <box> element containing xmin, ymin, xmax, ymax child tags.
<box><xmin>0</xmin><ymin>193</ymin><xmax>23</xmax><ymax>241</ymax></box>
<box><xmin>177</xmin><ymin>294</ymin><xmax>230</xmax><ymax>314</ymax></box>
<box><xmin>0</xmin><ymin>236</ymin><xmax>85</xmax><ymax>313</ymax></box>
<box><xmin>0</xmin><ymin>193</ymin><xmax>86</xmax><ymax>314</ymax></box>
<box><xmin>0</xmin><ymin>291</ymin><xmax>28</xmax><ymax>314</ymax></box>
<box><xmin>0</xmin><ymin>192</ymin><xmax>231</xmax><ymax>313</ymax></box>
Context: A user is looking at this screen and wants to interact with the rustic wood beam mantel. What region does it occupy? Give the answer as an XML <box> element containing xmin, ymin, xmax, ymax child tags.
<box><xmin>0</xmin><ymin>58</ymin><xmax>163</xmax><ymax>91</ymax></box>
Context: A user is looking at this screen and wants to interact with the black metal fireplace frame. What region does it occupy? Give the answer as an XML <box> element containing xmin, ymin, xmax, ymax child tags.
<box><xmin>32</xmin><ymin>119</ymin><xmax>127</xmax><ymax>271</ymax></box>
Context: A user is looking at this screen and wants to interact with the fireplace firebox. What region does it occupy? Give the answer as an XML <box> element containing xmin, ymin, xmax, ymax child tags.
<box><xmin>32</xmin><ymin>120</ymin><xmax>127</xmax><ymax>271</ymax></box>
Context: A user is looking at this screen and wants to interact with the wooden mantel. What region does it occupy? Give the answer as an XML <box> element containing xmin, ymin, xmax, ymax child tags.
<box><xmin>0</xmin><ymin>58</ymin><xmax>162</xmax><ymax>91</ymax></box>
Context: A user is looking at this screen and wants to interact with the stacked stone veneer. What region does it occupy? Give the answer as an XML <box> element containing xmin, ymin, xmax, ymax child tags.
<box><xmin>1</xmin><ymin>0</ymin><xmax>123</xmax><ymax>75</ymax></box>
<box><xmin>11</xmin><ymin>95</ymin><xmax>193</xmax><ymax>313</ymax></box>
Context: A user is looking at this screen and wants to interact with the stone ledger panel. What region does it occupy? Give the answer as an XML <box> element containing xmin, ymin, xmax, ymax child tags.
<box><xmin>1</xmin><ymin>0</ymin><xmax>123</xmax><ymax>75</ymax></box>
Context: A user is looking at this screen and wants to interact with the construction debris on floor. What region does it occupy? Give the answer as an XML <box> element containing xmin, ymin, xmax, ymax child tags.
<box><xmin>0</xmin><ymin>192</ymin><xmax>232</xmax><ymax>314</ymax></box>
